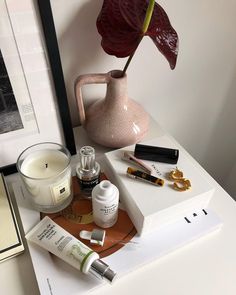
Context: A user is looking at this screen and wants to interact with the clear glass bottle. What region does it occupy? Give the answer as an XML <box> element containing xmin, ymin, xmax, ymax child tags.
<box><xmin>76</xmin><ymin>146</ymin><xmax>100</xmax><ymax>197</ymax></box>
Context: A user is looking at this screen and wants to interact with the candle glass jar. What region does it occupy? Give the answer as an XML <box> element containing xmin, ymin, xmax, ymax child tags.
<box><xmin>17</xmin><ymin>142</ymin><xmax>73</xmax><ymax>213</ymax></box>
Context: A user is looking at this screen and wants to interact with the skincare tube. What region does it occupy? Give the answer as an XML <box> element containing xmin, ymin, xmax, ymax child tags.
<box><xmin>25</xmin><ymin>216</ymin><xmax>116</xmax><ymax>283</ymax></box>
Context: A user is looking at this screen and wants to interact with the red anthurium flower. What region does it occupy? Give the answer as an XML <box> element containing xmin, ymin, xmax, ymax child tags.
<box><xmin>97</xmin><ymin>0</ymin><xmax>179</xmax><ymax>70</ymax></box>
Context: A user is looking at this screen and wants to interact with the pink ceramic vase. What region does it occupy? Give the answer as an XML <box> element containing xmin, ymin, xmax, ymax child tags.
<box><xmin>75</xmin><ymin>70</ymin><xmax>149</xmax><ymax>148</ymax></box>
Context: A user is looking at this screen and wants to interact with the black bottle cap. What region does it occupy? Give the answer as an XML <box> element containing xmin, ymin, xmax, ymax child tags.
<box><xmin>134</xmin><ymin>144</ymin><xmax>179</xmax><ymax>164</ymax></box>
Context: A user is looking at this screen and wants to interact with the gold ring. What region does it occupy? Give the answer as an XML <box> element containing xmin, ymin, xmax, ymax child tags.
<box><xmin>173</xmin><ymin>178</ymin><xmax>191</xmax><ymax>192</ymax></box>
<box><xmin>169</xmin><ymin>168</ymin><xmax>183</xmax><ymax>181</ymax></box>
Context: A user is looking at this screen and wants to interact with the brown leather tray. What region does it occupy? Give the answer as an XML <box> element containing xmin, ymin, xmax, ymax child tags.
<box><xmin>41</xmin><ymin>174</ymin><xmax>136</xmax><ymax>258</ymax></box>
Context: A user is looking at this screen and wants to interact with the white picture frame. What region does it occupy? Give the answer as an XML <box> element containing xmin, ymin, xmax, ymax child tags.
<box><xmin>0</xmin><ymin>0</ymin><xmax>75</xmax><ymax>174</ymax></box>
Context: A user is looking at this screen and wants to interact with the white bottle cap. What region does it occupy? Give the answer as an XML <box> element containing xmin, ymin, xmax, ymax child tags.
<box><xmin>92</xmin><ymin>180</ymin><xmax>119</xmax><ymax>200</ymax></box>
<box><xmin>96</xmin><ymin>180</ymin><xmax>114</xmax><ymax>197</ymax></box>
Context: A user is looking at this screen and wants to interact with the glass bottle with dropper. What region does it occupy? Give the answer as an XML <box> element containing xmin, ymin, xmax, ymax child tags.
<box><xmin>76</xmin><ymin>146</ymin><xmax>100</xmax><ymax>197</ymax></box>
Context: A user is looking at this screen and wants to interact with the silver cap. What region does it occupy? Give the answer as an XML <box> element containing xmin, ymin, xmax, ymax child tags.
<box><xmin>91</xmin><ymin>229</ymin><xmax>106</xmax><ymax>246</ymax></box>
<box><xmin>89</xmin><ymin>259</ymin><xmax>116</xmax><ymax>283</ymax></box>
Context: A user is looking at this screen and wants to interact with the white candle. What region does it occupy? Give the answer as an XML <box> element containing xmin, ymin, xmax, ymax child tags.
<box><xmin>21</xmin><ymin>150</ymin><xmax>68</xmax><ymax>178</ymax></box>
<box><xmin>17</xmin><ymin>143</ymin><xmax>73</xmax><ymax>213</ymax></box>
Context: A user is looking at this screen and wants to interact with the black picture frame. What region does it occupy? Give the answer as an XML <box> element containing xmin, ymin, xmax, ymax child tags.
<box><xmin>0</xmin><ymin>0</ymin><xmax>76</xmax><ymax>176</ymax></box>
<box><xmin>37</xmin><ymin>0</ymin><xmax>76</xmax><ymax>154</ymax></box>
<box><xmin>38</xmin><ymin>0</ymin><xmax>76</xmax><ymax>155</ymax></box>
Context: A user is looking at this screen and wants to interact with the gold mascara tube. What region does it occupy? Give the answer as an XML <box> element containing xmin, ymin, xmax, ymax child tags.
<box><xmin>126</xmin><ymin>167</ymin><xmax>164</xmax><ymax>186</ymax></box>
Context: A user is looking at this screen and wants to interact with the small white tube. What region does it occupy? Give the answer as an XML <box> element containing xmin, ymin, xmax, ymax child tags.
<box><xmin>25</xmin><ymin>216</ymin><xmax>116</xmax><ymax>282</ymax></box>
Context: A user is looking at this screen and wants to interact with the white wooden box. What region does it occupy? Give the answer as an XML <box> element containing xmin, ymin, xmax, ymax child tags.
<box><xmin>103</xmin><ymin>136</ymin><xmax>215</xmax><ymax>236</ymax></box>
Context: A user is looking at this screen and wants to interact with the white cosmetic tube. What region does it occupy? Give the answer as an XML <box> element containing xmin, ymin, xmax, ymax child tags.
<box><xmin>25</xmin><ymin>216</ymin><xmax>116</xmax><ymax>283</ymax></box>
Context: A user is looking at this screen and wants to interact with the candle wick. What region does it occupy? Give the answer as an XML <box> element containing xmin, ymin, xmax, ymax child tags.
<box><xmin>45</xmin><ymin>163</ymin><xmax>48</xmax><ymax>168</ymax></box>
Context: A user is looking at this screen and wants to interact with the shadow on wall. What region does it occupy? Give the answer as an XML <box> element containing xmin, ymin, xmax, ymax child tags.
<box><xmin>56</xmin><ymin>0</ymin><xmax>104</xmax><ymax>126</ymax></box>
<box><xmin>225</xmin><ymin>160</ymin><xmax>236</xmax><ymax>199</ymax></box>
<box><xmin>203</xmin><ymin>68</ymin><xmax>236</xmax><ymax>198</ymax></box>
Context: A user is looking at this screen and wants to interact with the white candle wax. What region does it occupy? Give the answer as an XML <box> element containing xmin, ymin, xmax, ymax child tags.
<box><xmin>21</xmin><ymin>149</ymin><xmax>72</xmax><ymax>208</ymax></box>
<box><xmin>21</xmin><ymin>150</ymin><xmax>68</xmax><ymax>178</ymax></box>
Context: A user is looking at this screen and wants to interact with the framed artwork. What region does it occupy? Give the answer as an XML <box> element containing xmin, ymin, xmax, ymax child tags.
<box><xmin>0</xmin><ymin>0</ymin><xmax>76</xmax><ymax>175</ymax></box>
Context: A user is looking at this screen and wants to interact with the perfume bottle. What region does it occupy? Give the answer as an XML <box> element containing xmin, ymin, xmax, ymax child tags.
<box><xmin>76</xmin><ymin>146</ymin><xmax>100</xmax><ymax>197</ymax></box>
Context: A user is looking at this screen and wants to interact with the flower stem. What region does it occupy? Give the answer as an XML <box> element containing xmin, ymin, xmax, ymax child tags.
<box><xmin>122</xmin><ymin>38</ymin><xmax>143</xmax><ymax>75</ymax></box>
<box><xmin>142</xmin><ymin>0</ymin><xmax>155</xmax><ymax>33</ymax></box>
<box><xmin>122</xmin><ymin>0</ymin><xmax>155</xmax><ymax>76</ymax></box>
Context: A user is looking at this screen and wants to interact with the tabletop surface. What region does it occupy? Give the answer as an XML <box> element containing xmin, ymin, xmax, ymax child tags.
<box><xmin>1</xmin><ymin>118</ymin><xmax>236</xmax><ymax>295</ymax></box>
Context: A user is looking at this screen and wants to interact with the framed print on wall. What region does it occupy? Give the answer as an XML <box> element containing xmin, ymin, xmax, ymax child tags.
<box><xmin>0</xmin><ymin>0</ymin><xmax>76</xmax><ymax>175</ymax></box>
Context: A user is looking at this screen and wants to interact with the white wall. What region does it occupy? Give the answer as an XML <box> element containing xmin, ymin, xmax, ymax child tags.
<box><xmin>49</xmin><ymin>0</ymin><xmax>236</xmax><ymax>198</ymax></box>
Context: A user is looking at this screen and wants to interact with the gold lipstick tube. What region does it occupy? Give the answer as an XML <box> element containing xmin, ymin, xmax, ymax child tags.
<box><xmin>126</xmin><ymin>167</ymin><xmax>164</xmax><ymax>187</ymax></box>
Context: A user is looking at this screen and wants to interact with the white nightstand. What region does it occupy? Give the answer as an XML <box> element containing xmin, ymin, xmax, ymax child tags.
<box><xmin>2</xmin><ymin>118</ymin><xmax>236</xmax><ymax>295</ymax></box>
